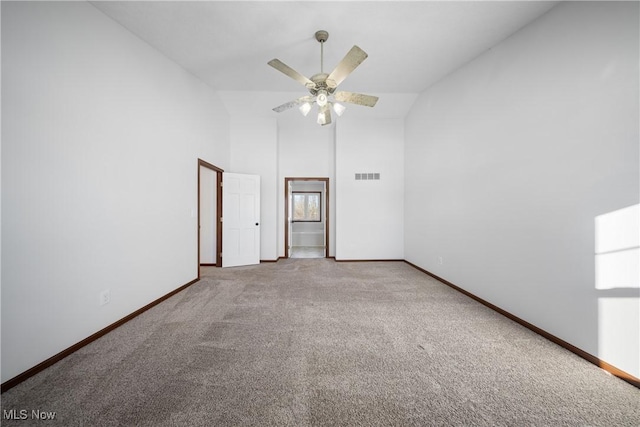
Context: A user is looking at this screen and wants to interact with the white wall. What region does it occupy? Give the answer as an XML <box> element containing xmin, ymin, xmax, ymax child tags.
<box><xmin>1</xmin><ymin>2</ymin><xmax>230</xmax><ymax>382</ymax></box>
<box><xmin>223</xmin><ymin>109</ymin><xmax>337</xmax><ymax>259</ymax></box>
<box><xmin>336</xmin><ymin>118</ymin><xmax>404</xmax><ymax>260</ymax></box>
<box><xmin>229</xmin><ymin>117</ymin><xmax>278</xmax><ymax>261</ymax></box>
<box><xmin>0</xmin><ymin>2</ymin><xmax>4</xmax><ymax>351</ymax></box>
<box><xmin>405</xmin><ymin>2</ymin><xmax>639</xmax><ymax>377</ymax></box>
<box><xmin>278</xmin><ymin>117</ymin><xmax>336</xmax><ymax>257</ymax></box>
<box><xmin>220</xmin><ymin>91</ymin><xmax>414</xmax><ymax>260</ymax></box>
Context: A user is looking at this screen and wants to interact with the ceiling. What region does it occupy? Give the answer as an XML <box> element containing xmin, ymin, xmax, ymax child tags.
<box><xmin>91</xmin><ymin>1</ymin><xmax>558</xmax><ymax>117</ymax></box>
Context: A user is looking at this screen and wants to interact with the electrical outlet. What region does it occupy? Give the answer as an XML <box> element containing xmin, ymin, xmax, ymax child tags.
<box><xmin>99</xmin><ymin>289</ymin><xmax>110</xmax><ymax>306</ymax></box>
<box><xmin>438</xmin><ymin>256</ymin><xmax>444</xmax><ymax>265</ymax></box>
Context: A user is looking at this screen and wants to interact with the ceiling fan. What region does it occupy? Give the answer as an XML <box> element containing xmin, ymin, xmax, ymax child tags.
<box><xmin>268</xmin><ymin>30</ymin><xmax>379</xmax><ymax>126</ymax></box>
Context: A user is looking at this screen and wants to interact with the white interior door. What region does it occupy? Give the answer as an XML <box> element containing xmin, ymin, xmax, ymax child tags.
<box><xmin>222</xmin><ymin>172</ymin><xmax>260</xmax><ymax>267</ymax></box>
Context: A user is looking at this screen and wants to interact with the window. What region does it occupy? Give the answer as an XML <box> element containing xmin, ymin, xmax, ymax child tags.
<box><xmin>292</xmin><ymin>192</ymin><xmax>321</xmax><ymax>222</ymax></box>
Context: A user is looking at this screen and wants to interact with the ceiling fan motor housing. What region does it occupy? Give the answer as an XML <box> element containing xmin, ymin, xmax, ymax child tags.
<box><xmin>310</xmin><ymin>73</ymin><xmax>336</xmax><ymax>95</ymax></box>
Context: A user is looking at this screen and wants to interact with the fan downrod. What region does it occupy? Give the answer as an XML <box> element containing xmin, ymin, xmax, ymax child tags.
<box><xmin>315</xmin><ymin>30</ymin><xmax>329</xmax><ymax>43</ymax></box>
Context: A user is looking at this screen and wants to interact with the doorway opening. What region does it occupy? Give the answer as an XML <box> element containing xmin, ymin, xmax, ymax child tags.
<box><xmin>198</xmin><ymin>159</ymin><xmax>223</xmax><ymax>277</ymax></box>
<box><xmin>284</xmin><ymin>177</ymin><xmax>329</xmax><ymax>259</ymax></box>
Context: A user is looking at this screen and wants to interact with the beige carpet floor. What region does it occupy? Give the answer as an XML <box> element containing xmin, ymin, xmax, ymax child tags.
<box><xmin>2</xmin><ymin>259</ymin><xmax>639</xmax><ymax>426</ymax></box>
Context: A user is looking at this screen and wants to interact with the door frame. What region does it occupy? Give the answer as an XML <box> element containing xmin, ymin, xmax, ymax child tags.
<box><xmin>198</xmin><ymin>159</ymin><xmax>223</xmax><ymax>277</ymax></box>
<box><xmin>284</xmin><ymin>177</ymin><xmax>330</xmax><ymax>258</ymax></box>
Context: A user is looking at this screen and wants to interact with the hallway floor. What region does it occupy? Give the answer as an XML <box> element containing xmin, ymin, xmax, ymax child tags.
<box><xmin>289</xmin><ymin>246</ymin><xmax>325</xmax><ymax>258</ymax></box>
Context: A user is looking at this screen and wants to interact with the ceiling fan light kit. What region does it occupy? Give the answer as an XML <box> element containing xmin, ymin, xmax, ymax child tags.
<box><xmin>299</xmin><ymin>102</ymin><xmax>312</xmax><ymax>116</ymax></box>
<box><xmin>268</xmin><ymin>30</ymin><xmax>379</xmax><ymax>126</ymax></box>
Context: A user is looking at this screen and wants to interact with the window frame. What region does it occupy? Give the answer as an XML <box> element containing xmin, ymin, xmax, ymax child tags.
<box><xmin>292</xmin><ymin>191</ymin><xmax>322</xmax><ymax>222</ymax></box>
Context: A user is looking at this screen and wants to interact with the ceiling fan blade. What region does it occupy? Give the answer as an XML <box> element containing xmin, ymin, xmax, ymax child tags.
<box><xmin>268</xmin><ymin>59</ymin><xmax>315</xmax><ymax>89</ymax></box>
<box><xmin>317</xmin><ymin>104</ymin><xmax>331</xmax><ymax>126</ymax></box>
<box><xmin>334</xmin><ymin>91</ymin><xmax>379</xmax><ymax>107</ymax></box>
<box><xmin>327</xmin><ymin>45</ymin><xmax>368</xmax><ymax>87</ymax></box>
<box><xmin>272</xmin><ymin>96</ymin><xmax>314</xmax><ymax>113</ymax></box>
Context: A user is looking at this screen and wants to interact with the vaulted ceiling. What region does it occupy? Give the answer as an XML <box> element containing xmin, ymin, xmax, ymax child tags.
<box><xmin>91</xmin><ymin>1</ymin><xmax>558</xmax><ymax>117</ymax></box>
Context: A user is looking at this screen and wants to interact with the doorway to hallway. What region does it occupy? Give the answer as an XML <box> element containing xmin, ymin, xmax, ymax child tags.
<box><xmin>198</xmin><ymin>159</ymin><xmax>223</xmax><ymax>275</ymax></box>
<box><xmin>198</xmin><ymin>160</ymin><xmax>261</xmax><ymax>273</ymax></box>
<box><xmin>284</xmin><ymin>177</ymin><xmax>329</xmax><ymax>259</ymax></box>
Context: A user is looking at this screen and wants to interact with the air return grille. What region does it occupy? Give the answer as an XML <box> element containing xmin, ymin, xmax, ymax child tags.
<box><xmin>355</xmin><ymin>173</ymin><xmax>380</xmax><ymax>181</ymax></box>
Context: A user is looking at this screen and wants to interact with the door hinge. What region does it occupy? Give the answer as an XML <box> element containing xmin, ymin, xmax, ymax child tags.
<box><xmin>220</xmin><ymin>252</ymin><xmax>223</xmax><ymax>258</ymax></box>
<box><xmin>220</xmin><ymin>181</ymin><xmax>223</xmax><ymax>187</ymax></box>
<box><xmin>220</xmin><ymin>217</ymin><xmax>223</xmax><ymax>223</ymax></box>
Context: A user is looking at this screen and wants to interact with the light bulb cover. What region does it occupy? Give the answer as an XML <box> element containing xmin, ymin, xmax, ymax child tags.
<box><xmin>317</xmin><ymin>111</ymin><xmax>326</xmax><ymax>125</ymax></box>
<box><xmin>299</xmin><ymin>102</ymin><xmax>312</xmax><ymax>116</ymax></box>
<box><xmin>316</xmin><ymin>90</ymin><xmax>328</xmax><ymax>107</ymax></box>
<box><xmin>317</xmin><ymin>104</ymin><xmax>331</xmax><ymax>126</ymax></box>
<box><xmin>333</xmin><ymin>102</ymin><xmax>346</xmax><ymax>117</ymax></box>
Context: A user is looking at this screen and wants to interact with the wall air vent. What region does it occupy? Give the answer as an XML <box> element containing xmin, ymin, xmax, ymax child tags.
<box><xmin>355</xmin><ymin>173</ymin><xmax>380</xmax><ymax>181</ymax></box>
